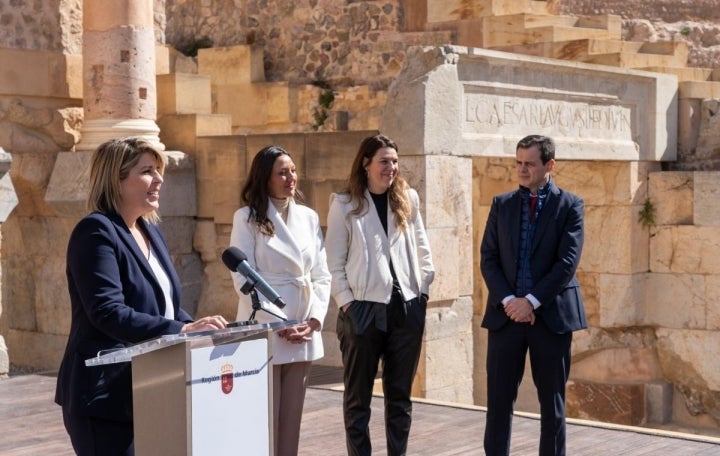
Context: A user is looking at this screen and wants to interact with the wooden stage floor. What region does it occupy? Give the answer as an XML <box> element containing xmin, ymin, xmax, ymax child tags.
<box><xmin>2</xmin><ymin>366</ymin><xmax>719</xmax><ymax>455</ymax></box>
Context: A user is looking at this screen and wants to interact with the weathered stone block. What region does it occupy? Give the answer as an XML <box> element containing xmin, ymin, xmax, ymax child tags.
<box><xmin>657</xmin><ymin>328</ymin><xmax>720</xmax><ymax>391</ymax></box>
<box><xmin>694</xmin><ymin>172</ymin><xmax>720</xmax><ymax>227</ymax></box>
<box><xmin>198</xmin><ymin>45</ymin><xmax>265</xmax><ymax>85</ymax></box>
<box><xmin>7</xmin><ymin>329</ymin><xmax>67</xmax><ymax>370</ymax></box>
<box><xmin>304</xmin><ymin>131</ymin><xmax>375</xmax><ymax>181</ymax></box>
<box><xmin>567</xmin><ymin>380</ymin><xmax>646</xmax><ymax>425</ymax></box>
<box><xmin>156</xmin><ymin>73</ymin><xmax>212</xmax><ymax>116</ymax></box>
<box><xmin>598</xmin><ymin>273</ymin><xmax>645</xmax><ymax>327</ymax></box>
<box><xmin>160</xmin><ymin>216</ymin><xmax>196</xmax><ymax>255</ymax></box>
<box><xmin>246</xmin><ymin>133</ymin><xmax>306</xmax><ymax>177</ymax></box>
<box><xmin>171</xmin><ymin>252</ymin><xmax>204</xmax><ymax>317</ymax></box>
<box><xmin>583</xmin><ymin>205</ymin><xmax>648</xmax><ymax>274</ymax></box>
<box><xmin>45</xmin><ymin>151</ymin><xmax>92</xmax><ymax>218</ymax></box>
<box><xmin>425</xmin><ymin>226</ymin><xmax>462</xmax><ymax>301</ymax></box>
<box><xmin>214</xmin><ymin>82</ymin><xmax>291</xmax><ymax>128</ymax></box>
<box><xmin>195</xmin><ymin>136</ymin><xmax>247</xmax><ymax>220</ymax></box>
<box><xmin>160</xmin><ymin>151</ymin><xmax>197</xmax><ymax>218</ymax></box>
<box><xmin>157</xmin><ymin>114</ymin><xmax>232</xmax><ymax>154</ymax></box>
<box><xmin>650</xmin><ymin>226</ymin><xmax>720</xmax><ymax>274</ymax></box>
<box><xmin>646</xmin><ymin>381</ymin><xmax>673</xmax><ymax>424</ymax></box>
<box><xmin>193</xmin><ymin>220</ymin><xmax>218</xmax><ymax>263</ymax></box>
<box><xmin>575</xmin><ymin>271</ymin><xmax>599</xmax><ymax>327</ymax></box>
<box><xmin>412</xmin><ymin>155</ymin><xmax>472</xmax><ymax>229</ymax></box>
<box><xmin>0</xmin><ymin>49</ymin><xmax>82</xmax><ymax>99</ymax></box>
<box><xmin>472</xmin><ymin>317</ymin><xmax>488</xmax><ymax>405</ymax></box>
<box><xmin>707</xmin><ymin>276</ymin><xmax>720</xmax><ymax>331</ymax></box>
<box><xmin>195</xmin><ymin>260</ymin><xmax>237</xmax><ymax>320</ymax></box>
<box><xmin>425</xmin><ymin>296</ymin><xmax>473</xmax><ymax>341</ymax></box>
<box><xmin>646</xmin><ymin>274</ymin><xmax>706</xmax><ymax>329</ymax></box>
<box><xmin>416</xmin><ymin>328</ymin><xmax>473</xmax><ymax>403</ymax></box>
<box><xmin>648</xmin><ymin>171</ymin><xmax>693</xmax><ymax>225</ymax></box>
<box><xmin>13</xmin><ymin>152</ymin><xmax>63</xmax><ymax>217</ymax></box>
<box><xmin>305</xmin><ymin>180</ymin><xmax>347</xmax><ymax>226</ymax></box>
<box><xmin>212</xmin><ymin>178</ymin><xmax>244</xmax><ymax>225</ymax></box>
<box><xmin>571</xmin><ymin>347</ymin><xmax>662</xmax><ymax>383</ymax></box>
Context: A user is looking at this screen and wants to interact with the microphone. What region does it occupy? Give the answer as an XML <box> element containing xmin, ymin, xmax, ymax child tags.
<box><xmin>221</xmin><ymin>247</ymin><xmax>287</xmax><ymax>308</ymax></box>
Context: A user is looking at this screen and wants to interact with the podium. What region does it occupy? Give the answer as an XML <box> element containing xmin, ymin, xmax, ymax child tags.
<box><xmin>85</xmin><ymin>321</ymin><xmax>295</xmax><ymax>456</ymax></box>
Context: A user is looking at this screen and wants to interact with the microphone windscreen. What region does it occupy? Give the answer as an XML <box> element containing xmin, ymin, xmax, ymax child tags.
<box><xmin>221</xmin><ymin>247</ymin><xmax>247</xmax><ymax>271</ymax></box>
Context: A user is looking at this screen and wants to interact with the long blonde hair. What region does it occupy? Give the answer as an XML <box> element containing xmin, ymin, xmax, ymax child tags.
<box><xmin>88</xmin><ymin>137</ymin><xmax>166</xmax><ymax>224</ymax></box>
<box><xmin>343</xmin><ymin>134</ymin><xmax>411</xmax><ymax>231</ymax></box>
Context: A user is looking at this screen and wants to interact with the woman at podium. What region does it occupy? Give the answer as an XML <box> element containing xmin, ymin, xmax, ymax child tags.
<box><xmin>229</xmin><ymin>145</ymin><xmax>331</xmax><ymax>456</ymax></box>
<box><xmin>55</xmin><ymin>137</ymin><xmax>228</xmax><ymax>456</ymax></box>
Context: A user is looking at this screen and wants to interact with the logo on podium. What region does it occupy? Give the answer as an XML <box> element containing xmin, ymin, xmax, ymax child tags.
<box><xmin>221</xmin><ymin>363</ymin><xmax>234</xmax><ymax>394</ymax></box>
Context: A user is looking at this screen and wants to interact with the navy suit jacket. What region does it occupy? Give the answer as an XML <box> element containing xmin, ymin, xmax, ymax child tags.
<box><xmin>55</xmin><ymin>211</ymin><xmax>192</xmax><ymax>422</ymax></box>
<box><xmin>480</xmin><ymin>181</ymin><xmax>587</xmax><ymax>334</ymax></box>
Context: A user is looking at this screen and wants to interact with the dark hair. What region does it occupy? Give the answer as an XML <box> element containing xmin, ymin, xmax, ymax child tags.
<box><xmin>343</xmin><ymin>134</ymin><xmax>411</xmax><ymax>231</ymax></box>
<box><xmin>516</xmin><ymin>135</ymin><xmax>555</xmax><ymax>164</ymax></box>
<box><xmin>88</xmin><ymin>137</ymin><xmax>165</xmax><ymax>224</ymax></box>
<box><xmin>241</xmin><ymin>145</ymin><xmax>302</xmax><ymax>236</ymax></box>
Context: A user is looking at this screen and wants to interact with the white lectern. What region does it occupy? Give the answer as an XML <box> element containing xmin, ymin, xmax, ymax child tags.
<box><xmin>86</xmin><ymin>321</ymin><xmax>294</xmax><ymax>456</ymax></box>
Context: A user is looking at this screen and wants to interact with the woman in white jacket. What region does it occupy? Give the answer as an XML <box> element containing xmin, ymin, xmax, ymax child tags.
<box><xmin>229</xmin><ymin>145</ymin><xmax>331</xmax><ymax>456</ymax></box>
<box><xmin>325</xmin><ymin>134</ymin><xmax>435</xmax><ymax>456</ymax></box>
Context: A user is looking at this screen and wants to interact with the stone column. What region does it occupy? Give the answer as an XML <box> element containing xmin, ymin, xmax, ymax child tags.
<box><xmin>76</xmin><ymin>0</ymin><xmax>163</xmax><ymax>151</ymax></box>
<box><xmin>0</xmin><ymin>147</ymin><xmax>19</xmax><ymax>376</ymax></box>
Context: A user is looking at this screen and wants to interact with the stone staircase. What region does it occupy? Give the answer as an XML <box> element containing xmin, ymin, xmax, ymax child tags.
<box><xmin>411</xmin><ymin>0</ymin><xmax>720</xmax><ymax>97</ymax></box>
<box><xmin>155</xmin><ymin>43</ymin><xmax>390</xmax><ymax>141</ymax></box>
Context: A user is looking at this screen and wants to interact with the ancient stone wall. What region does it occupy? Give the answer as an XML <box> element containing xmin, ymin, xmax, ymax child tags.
<box><xmin>0</xmin><ymin>0</ymin><xmax>82</xmax><ymax>54</ymax></box>
<box><xmin>161</xmin><ymin>0</ymin><xmax>448</xmax><ymax>88</ymax></box>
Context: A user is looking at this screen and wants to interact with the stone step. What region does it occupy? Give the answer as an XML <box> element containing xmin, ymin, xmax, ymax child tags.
<box><xmin>491</xmin><ymin>39</ymin><xmax>688</xmax><ymax>68</ymax></box>
<box><xmin>484</xmin><ymin>12</ymin><xmax>581</xmax><ymax>29</ymax></box>
<box><xmin>157</xmin><ymin>114</ymin><xmax>233</xmax><ymax>153</ymax></box>
<box><xmin>214</xmin><ymin>81</ymin><xmax>293</xmax><ymax>129</ymax></box>
<box><xmin>584</xmin><ymin>51</ymin><xmax>688</xmax><ymax>69</ymax></box>
<box><xmin>156</xmin><ymin>73</ymin><xmax>212</xmax><ymax>116</ymax></box>
<box><xmin>485</xmin><ymin>24</ymin><xmax>617</xmax><ymax>48</ymax></box>
<box><xmin>678</xmin><ymin>80</ymin><xmax>720</xmax><ymax>100</ymax></box>
<box><xmin>156</xmin><ymin>44</ymin><xmax>198</xmax><ymax>75</ymax></box>
<box><xmin>642</xmin><ymin>67</ymin><xmax>720</xmax><ymax>83</ymax></box>
<box><xmin>197</xmin><ymin>45</ymin><xmax>266</xmax><ymax>85</ymax></box>
<box><xmin>424</xmin><ymin>0</ymin><xmax>549</xmax><ymax>24</ymax></box>
<box><xmin>456</xmin><ymin>14</ymin><xmax>622</xmax><ymax>48</ymax></box>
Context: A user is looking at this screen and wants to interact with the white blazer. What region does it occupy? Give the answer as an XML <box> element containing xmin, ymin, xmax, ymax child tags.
<box><xmin>229</xmin><ymin>200</ymin><xmax>331</xmax><ymax>365</ymax></box>
<box><xmin>325</xmin><ymin>188</ymin><xmax>435</xmax><ymax>307</ymax></box>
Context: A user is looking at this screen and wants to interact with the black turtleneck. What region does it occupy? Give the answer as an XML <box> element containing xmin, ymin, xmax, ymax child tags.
<box><xmin>370</xmin><ymin>190</ymin><xmax>389</xmax><ymax>234</ymax></box>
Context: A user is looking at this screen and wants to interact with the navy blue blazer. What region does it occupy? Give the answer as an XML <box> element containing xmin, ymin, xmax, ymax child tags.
<box><xmin>55</xmin><ymin>211</ymin><xmax>192</xmax><ymax>422</ymax></box>
<box><xmin>480</xmin><ymin>181</ymin><xmax>587</xmax><ymax>334</ymax></box>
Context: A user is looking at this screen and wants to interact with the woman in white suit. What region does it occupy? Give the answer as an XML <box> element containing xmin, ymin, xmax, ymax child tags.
<box><xmin>229</xmin><ymin>145</ymin><xmax>331</xmax><ymax>456</ymax></box>
<box><xmin>325</xmin><ymin>134</ymin><xmax>435</xmax><ymax>456</ymax></box>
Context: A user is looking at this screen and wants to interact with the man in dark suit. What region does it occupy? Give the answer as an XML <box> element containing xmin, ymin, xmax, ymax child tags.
<box><xmin>480</xmin><ymin>134</ymin><xmax>587</xmax><ymax>456</ymax></box>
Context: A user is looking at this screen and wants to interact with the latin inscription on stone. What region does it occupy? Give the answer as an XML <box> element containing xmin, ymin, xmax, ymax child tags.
<box><xmin>463</xmin><ymin>90</ymin><xmax>634</xmax><ymax>141</ymax></box>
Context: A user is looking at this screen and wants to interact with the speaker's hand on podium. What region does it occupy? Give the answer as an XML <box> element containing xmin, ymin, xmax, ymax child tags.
<box><xmin>180</xmin><ymin>315</ymin><xmax>228</xmax><ymax>333</ymax></box>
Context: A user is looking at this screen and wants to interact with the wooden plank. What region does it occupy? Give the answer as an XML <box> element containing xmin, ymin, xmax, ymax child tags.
<box><xmin>2</xmin><ymin>372</ymin><xmax>720</xmax><ymax>455</ymax></box>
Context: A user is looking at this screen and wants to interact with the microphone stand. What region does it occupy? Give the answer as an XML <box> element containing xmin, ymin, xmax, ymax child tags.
<box><xmin>240</xmin><ymin>278</ymin><xmax>287</xmax><ymax>322</ymax></box>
